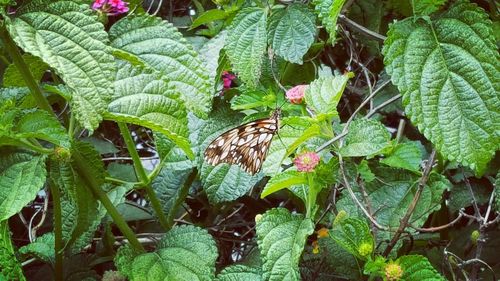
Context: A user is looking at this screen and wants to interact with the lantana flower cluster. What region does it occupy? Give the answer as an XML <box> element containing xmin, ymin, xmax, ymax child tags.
<box><xmin>92</xmin><ymin>0</ymin><xmax>129</xmax><ymax>15</ymax></box>
<box><xmin>294</xmin><ymin>151</ymin><xmax>320</xmax><ymax>172</ymax></box>
<box><xmin>285</xmin><ymin>84</ymin><xmax>307</xmax><ymax>104</ymax></box>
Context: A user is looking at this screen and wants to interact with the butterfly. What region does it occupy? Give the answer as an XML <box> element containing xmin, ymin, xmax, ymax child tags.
<box><xmin>204</xmin><ymin>109</ymin><xmax>281</xmax><ymax>175</ymax></box>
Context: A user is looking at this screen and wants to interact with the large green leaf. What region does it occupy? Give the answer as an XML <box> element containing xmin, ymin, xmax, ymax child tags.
<box><xmin>256</xmin><ymin>208</ymin><xmax>314</xmax><ymax>281</ymax></box>
<box><xmin>225</xmin><ymin>7</ymin><xmax>267</xmax><ymax>88</ymax></box>
<box><xmin>340</xmin><ymin>119</ymin><xmax>391</xmax><ymax>157</ymax></box>
<box><xmin>109</xmin><ymin>15</ymin><xmax>212</xmax><ymax>118</ymax></box>
<box><xmin>383</xmin><ymin>1</ymin><xmax>500</xmax><ymax>173</ymax></box>
<box><xmin>105</xmin><ymin>61</ymin><xmax>193</xmax><ymax>158</ymax></box>
<box><xmin>7</xmin><ymin>0</ymin><xmax>115</xmax><ymax>131</ymax></box>
<box><xmin>217</xmin><ymin>265</ymin><xmax>262</xmax><ymax>281</ymax></box>
<box><xmin>304</xmin><ymin>73</ymin><xmax>351</xmax><ymax>115</ymax></box>
<box><xmin>198</xmin><ymin>31</ymin><xmax>227</xmax><ymax>87</ymax></box>
<box><xmin>268</xmin><ymin>4</ymin><xmax>317</xmax><ymax>64</ymax></box>
<box><xmin>0</xmin><ymin>221</ymin><xmax>25</xmax><ymax>281</ymax></box>
<box><xmin>313</xmin><ymin>0</ymin><xmax>347</xmax><ymax>40</ymax></box>
<box><xmin>398</xmin><ymin>255</ymin><xmax>446</xmax><ymax>280</ymax></box>
<box><xmin>131</xmin><ymin>225</ymin><xmax>218</xmax><ymax>281</ymax></box>
<box><xmin>0</xmin><ymin>155</ymin><xmax>46</xmax><ymax>221</ymax></box>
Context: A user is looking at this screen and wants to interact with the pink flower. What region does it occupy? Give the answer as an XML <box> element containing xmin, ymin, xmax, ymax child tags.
<box><xmin>294</xmin><ymin>152</ymin><xmax>320</xmax><ymax>172</ymax></box>
<box><xmin>222</xmin><ymin>71</ymin><xmax>236</xmax><ymax>89</ymax></box>
<box><xmin>91</xmin><ymin>0</ymin><xmax>129</xmax><ymax>15</ymax></box>
<box><xmin>286</xmin><ymin>85</ymin><xmax>307</xmax><ymax>104</ymax></box>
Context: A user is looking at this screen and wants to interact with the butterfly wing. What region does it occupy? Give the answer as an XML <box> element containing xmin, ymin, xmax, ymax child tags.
<box><xmin>204</xmin><ymin>117</ymin><xmax>278</xmax><ymax>175</ymax></box>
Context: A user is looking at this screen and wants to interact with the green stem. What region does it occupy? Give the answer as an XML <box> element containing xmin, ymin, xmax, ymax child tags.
<box><xmin>117</xmin><ymin>122</ymin><xmax>170</xmax><ymax>230</ymax></box>
<box><xmin>306</xmin><ymin>173</ymin><xmax>315</xmax><ymax>219</ymax></box>
<box><xmin>105</xmin><ymin>176</ymin><xmax>142</xmax><ymax>187</ymax></box>
<box><xmin>0</xmin><ymin>24</ymin><xmax>53</xmax><ymax>114</ymax></box>
<box><xmin>72</xmin><ymin>150</ymin><xmax>144</xmax><ymax>252</ymax></box>
<box><xmin>49</xmin><ymin>180</ymin><xmax>63</xmax><ymax>281</ymax></box>
<box><xmin>165</xmin><ymin>168</ymin><xmax>198</xmax><ymax>229</ymax></box>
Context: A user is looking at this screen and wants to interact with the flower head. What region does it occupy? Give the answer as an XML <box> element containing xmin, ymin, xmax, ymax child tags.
<box><xmin>92</xmin><ymin>0</ymin><xmax>129</xmax><ymax>15</ymax></box>
<box><xmin>294</xmin><ymin>151</ymin><xmax>320</xmax><ymax>172</ymax></box>
<box><xmin>222</xmin><ymin>71</ymin><xmax>236</xmax><ymax>89</ymax></box>
<box><xmin>385</xmin><ymin>262</ymin><xmax>403</xmax><ymax>281</ymax></box>
<box><xmin>317</xmin><ymin>228</ymin><xmax>329</xmax><ymax>238</ymax></box>
<box><xmin>312</xmin><ymin>240</ymin><xmax>320</xmax><ymax>254</ymax></box>
<box><xmin>286</xmin><ymin>85</ymin><xmax>307</xmax><ymax>104</ymax></box>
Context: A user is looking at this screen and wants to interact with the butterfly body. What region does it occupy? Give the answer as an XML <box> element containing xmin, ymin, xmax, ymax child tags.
<box><xmin>204</xmin><ymin>109</ymin><xmax>281</xmax><ymax>175</ymax></box>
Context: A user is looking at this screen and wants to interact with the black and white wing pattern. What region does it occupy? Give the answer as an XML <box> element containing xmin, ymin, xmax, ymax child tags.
<box><xmin>204</xmin><ymin>110</ymin><xmax>281</xmax><ymax>175</ymax></box>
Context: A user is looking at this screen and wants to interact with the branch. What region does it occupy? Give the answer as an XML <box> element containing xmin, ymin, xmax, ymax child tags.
<box><xmin>338</xmin><ymin>15</ymin><xmax>387</xmax><ymax>41</ymax></box>
<box><xmin>383</xmin><ymin>149</ymin><xmax>437</xmax><ymax>256</ymax></box>
<box><xmin>411</xmin><ymin>210</ymin><xmax>464</xmax><ymax>233</ymax></box>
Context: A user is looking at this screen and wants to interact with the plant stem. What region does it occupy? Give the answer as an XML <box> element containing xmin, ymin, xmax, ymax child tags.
<box><xmin>0</xmin><ymin>24</ymin><xmax>53</xmax><ymax>114</ymax></box>
<box><xmin>166</xmin><ymin>168</ymin><xmax>198</xmax><ymax>229</ymax></box>
<box><xmin>72</xmin><ymin>150</ymin><xmax>145</xmax><ymax>252</ymax></box>
<box><xmin>117</xmin><ymin>122</ymin><xmax>170</xmax><ymax>230</ymax></box>
<box><xmin>49</xmin><ymin>180</ymin><xmax>63</xmax><ymax>281</ymax></box>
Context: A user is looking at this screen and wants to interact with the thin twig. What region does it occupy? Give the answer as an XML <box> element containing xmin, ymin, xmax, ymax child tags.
<box><xmin>411</xmin><ymin>211</ymin><xmax>464</xmax><ymax>233</ymax></box>
<box><xmin>30</xmin><ymin>189</ymin><xmax>50</xmax><ymax>242</ymax></box>
<box><xmin>338</xmin><ymin>15</ymin><xmax>387</xmax><ymax>41</ymax></box>
<box><xmin>383</xmin><ymin>149</ymin><xmax>437</xmax><ymax>256</ymax></box>
<box><xmin>463</xmin><ymin>171</ymin><xmax>483</xmax><ymax>221</ymax></box>
<box><xmin>338</xmin><ymin>155</ymin><xmax>388</xmax><ymax>230</ymax></box>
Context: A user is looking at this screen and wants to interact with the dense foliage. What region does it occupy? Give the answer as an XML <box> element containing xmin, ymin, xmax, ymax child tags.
<box><xmin>0</xmin><ymin>0</ymin><xmax>498</xmax><ymax>280</ymax></box>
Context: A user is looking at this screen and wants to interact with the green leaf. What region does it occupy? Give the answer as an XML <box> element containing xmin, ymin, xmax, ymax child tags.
<box><xmin>382</xmin><ymin>1</ymin><xmax>500</xmax><ymax>174</ymax></box>
<box><xmin>448</xmin><ymin>182</ymin><xmax>490</xmax><ymax>213</ymax></box>
<box><xmin>495</xmin><ymin>172</ymin><xmax>500</xmax><ymax>212</ymax></box>
<box><xmin>313</xmin><ymin>0</ymin><xmax>348</xmax><ymax>40</ymax></box>
<box><xmin>115</xmin><ymin>244</ymin><xmax>140</xmax><ymax>279</ymax></box>
<box><xmin>152</xmin><ymin>167</ymin><xmax>193</xmax><ymax>219</ymax></box>
<box><xmin>3</xmin><ymin>54</ymin><xmax>48</xmax><ymax>87</ymax></box>
<box><xmin>230</xmin><ymin>88</ymin><xmax>274</xmax><ymax>111</ymax></box>
<box><xmin>330</xmin><ymin>217</ymin><xmax>374</xmax><ymax>259</ymax></box>
<box><xmin>201</xmin><ymin>163</ymin><xmax>262</xmax><ymax>204</ymax></box>
<box><xmin>397</xmin><ymin>255</ymin><xmax>446</xmax><ymax>280</ymax></box>
<box><xmin>109</xmin><ymin>15</ymin><xmax>212</xmax><ymax>118</ymax></box>
<box><xmin>7</xmin><ymin>0</ymin><xmax>115</xmax><ymax>132</ymax></box>
<box><xmin>256</xmin><ymin>208</ymin><xmax>314</xmax><ymax>281</ymax></box>
<box><xmin>261</xmin><ymin>170</ymin><xmax>307</xmax><ymax>198</ymax></box>
<box><xmin>261</xmin><ymin>123</ymin><xmax>303</xmax><ymax>175</ymax></box>
<box><xmin>336</xmin><ymin>167</ymin><xmax>450</xmax><ymax>254</ymax></box>
<box><xmin>0</xmin><ymin>221</ymin><xmax>25</xmax><ymax>281</ymax></box>
<box><xmin>191</xmin><ymin>9</ymin><xmax>227</xmax><ymax>29</ymax></box>
<box><xmin>301</xmin><ymin>236</ymin><xmax>361</xmax><ymax>280</ymax></box>
<box><xmin>105</xmin><ymin>61</ymin><xmax>193</xmax><ymax>158</ymax></box>
<box><xmin>357</xmin><ymin>160</ymin><xmax>375</xmax><ymax>182</ymax></box>
<box><xmin>225</xmin><ymin>7</ymin><xmax>267</xmax><ymax>88</ymax></box>
<box><xmin>381</xmin><ymin>142</ymin><xmax>423</xmax><ymax>172</ymax></box>
<box><xmin>304</xmin><ymin>73</ymin><xmax>352</xmax><ymax>115</ymax></box>
<box><xmin>19</xmin><ymin>232</ymin><xmax>54</xmax><ymax>264</ymax></box>
<box><xmin>0</xmin><ymin>155</ymin><xmax>46</xmax><ymax>221</ymax></box>
<box><xmin>131</xmin><ymin>225</ymin><xmax>218</xmax><ymax>281</ymax></box>
<box><xmin>268</xmin><ymin>4</ymin><xmax>317</xmax><ymax>64</ymax></box>
<box><xmin>340</xmin><ymin>119</ymin><xmax>391</xmax><ymax>157</ymax></box>
<box><xmin>217</xmin><ymin>265</ymin><xmax>262</xmax><ymax>281</ymax></box>
<box><xmin>198</xmin><ymin>31</ymin><xmax>227</xmax><ymax>87</ymax></box>
<box><xmin>15</xmin><ymin>110</ymin><xmax>70</xmax><ymax>148</ymax></box>
<box><xmin>412</xmin><ymin>0</ymin><xmax>447</xmax><ymax>16</ymax></box>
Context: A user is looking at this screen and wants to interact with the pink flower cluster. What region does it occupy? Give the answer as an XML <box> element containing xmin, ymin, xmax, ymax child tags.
<box><xmin>92</xmin><ymin>0</ymin><xmax>129</xmax><ymax>15</ymax></box>
<box><xmin>222</xmin><ymin>71</ymin><xmax>236</xmax><ymax>89</ymax></box>
<box><xmin>286</xmin><ymin>85</ymin><xmax>307</xmax><ymax>104</ymax></box>
<box><xmin>294</xmin><ymin>151</ymin><xmax>320</xmax><ymax>172</ymax></box>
